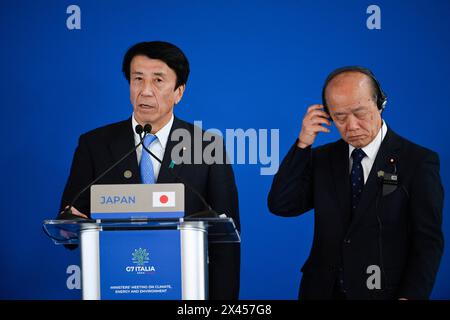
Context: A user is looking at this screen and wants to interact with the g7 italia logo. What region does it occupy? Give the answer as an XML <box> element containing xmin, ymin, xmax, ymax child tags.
<box><xmin>132</xmin><ymin>248</ymin><xmax>149</xmax><ymax>266</ymax></box>
<box><xmin>126</xmin><ymin>248</ymin><xmax>156</xmax><ymax>274</ymax></box>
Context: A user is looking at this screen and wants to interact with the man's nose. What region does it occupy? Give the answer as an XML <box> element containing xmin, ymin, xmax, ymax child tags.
<box><xmin>141</xmin><ymin>81</ymin><xmax>155</xmax><ymax>96</ymax></box>
<box><xmin>347</xmin><ymin>114</ymin><xmax>359</xmax><ymax>130</ymax></box>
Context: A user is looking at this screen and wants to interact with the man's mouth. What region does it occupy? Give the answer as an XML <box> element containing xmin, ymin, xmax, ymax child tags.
<box><xmin>348</xmin><ymin>135</ymin><xmax>364</xmax><ymax>140</ymax></box>
<box><xmin>138</xmin><ymin>103</ymin><xmax>156</xmax><ymax>109</ymax></box>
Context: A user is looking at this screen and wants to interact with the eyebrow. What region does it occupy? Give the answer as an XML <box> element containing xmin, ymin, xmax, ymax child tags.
<box><xmin>352</xmin><ymin>106</ymin><xmax>369</xmax><ymax>112</ymax></box>
<box><xmin>131</xmin><ymin>71</ymin><xmax>166</xmax><ymax>78</ymax></box>
<box><xmin>333</xmin><ymin>106</ymin><xmax>368</xmax><ymax>116</ymax></box>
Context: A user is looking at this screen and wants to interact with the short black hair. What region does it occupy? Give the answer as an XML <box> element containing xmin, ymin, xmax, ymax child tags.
<box><xmin>122</xmin><ymin>41</ymin><xmax>190</xmax><ymax>90</ymax></box>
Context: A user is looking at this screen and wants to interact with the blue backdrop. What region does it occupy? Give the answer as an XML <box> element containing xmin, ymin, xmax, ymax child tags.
<box><xmin>0</xmin><ymin>0</ymin><xmax>449</xmax><ymax>299</ymax></box>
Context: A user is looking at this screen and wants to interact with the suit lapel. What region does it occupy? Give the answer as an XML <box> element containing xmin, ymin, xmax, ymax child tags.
<box><xmin>108</xmin><ymin>118</ymin><xmax>140</xmax><ymax>184</ymax></box>
<box><xmin>346</xmin><ymin>127</ymin><xmax>402</xmax><ymax>235</ymax></box>
<box><xmin>330</xmin><ymin>139</ymin><xmax>352</xmax><ymax>226</ymax></box>
<box><xmin>157</xmin><ymin>116</ymin><xmax>185</xmax><ymax>183</ymax></box>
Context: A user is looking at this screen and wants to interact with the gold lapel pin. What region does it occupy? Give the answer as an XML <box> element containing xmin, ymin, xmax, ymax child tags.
<box><xmin>123</xmin><ymin>170</ymin><xmax>132</xmax><ymax>179</ymax></box>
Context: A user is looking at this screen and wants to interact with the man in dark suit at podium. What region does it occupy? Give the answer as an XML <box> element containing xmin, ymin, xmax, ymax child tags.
<box><xmin>268</xmin><ymin>66</ymin><xmax>444</xmax><ymax>299</ymax></box>
<box><xmin>59</xmin><ymin>41</ymin><xmax>240</xmax><ymax>300</ymax></box>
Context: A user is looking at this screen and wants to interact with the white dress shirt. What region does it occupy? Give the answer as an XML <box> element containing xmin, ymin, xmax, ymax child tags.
<box><xmin>132</xmin><ymin>114</ymin><xmax>174</xmax><ymax>181</ymax></box>
<box><xmin>348</xmin><ymin>120</ymin><xmax>388</xmax><ymax>184</ymax></box>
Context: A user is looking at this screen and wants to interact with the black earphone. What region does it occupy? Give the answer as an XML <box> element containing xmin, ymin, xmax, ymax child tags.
<box><xmin>321</xmin><ymin>66</ymin><xmax>387</xmax><ymax>119</ymax></box>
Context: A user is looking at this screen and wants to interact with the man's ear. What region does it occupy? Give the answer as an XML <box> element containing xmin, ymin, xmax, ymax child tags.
<box><xmin>174</xmin><ymin>84</ymin><xmax>186</xmax><ymax>104</ymax></box>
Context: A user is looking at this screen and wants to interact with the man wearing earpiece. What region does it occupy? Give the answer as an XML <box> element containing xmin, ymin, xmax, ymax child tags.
<box><xmin>268</xmin><ymin>66</ymin><xmax>444</xmax><ymax>300</ymax></box>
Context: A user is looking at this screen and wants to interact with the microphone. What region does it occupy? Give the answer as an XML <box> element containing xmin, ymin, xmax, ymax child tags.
<box><xmin>377</xmin><ymin>170</ymin><xmax>398</xmax><ymax>185</ymax></box>
<box><xmin>143</xmin><ymin>124</ymin><xmax>152</xmax><ymax>135</ymax></box>
<box><xmin>377</xmin><ymin>170</ymin><xmax>398</xmax><ymax>197</ymax></box>
<box><xmin>137</xmin><ymin>126</ymin><xmax>219</xmax><ymax>218</ymax></box>
<box><xmin>140</xmin><ymin>123</ymin><xmax>162</xmax><ymax>165</ymax></box>
<box><xmin>59</xmin><ymin>124</ymin><xmax>149</xmax><ymax>220</ymax></box>
<box><xmin>377</xmin><ymin>155</ymin><xmax>399</xmax><ymax>197</ymax></box>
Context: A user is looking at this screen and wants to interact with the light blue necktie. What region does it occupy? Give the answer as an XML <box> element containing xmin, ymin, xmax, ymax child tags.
<box><xmin>140</xmin><ymin>134</ymin><xmax>157</xmax><ymax>184</ymax></box>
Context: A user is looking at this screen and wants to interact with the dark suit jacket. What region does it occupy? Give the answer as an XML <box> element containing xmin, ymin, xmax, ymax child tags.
<box><xmin>60</xmin><ymin>116</ymin><xmax>240</xmax><ymax>300</ymax></box>
<box><xmin>268</xmin><ymin>127</ymin><xmax>444</xmax><ymax>300</ymax></box>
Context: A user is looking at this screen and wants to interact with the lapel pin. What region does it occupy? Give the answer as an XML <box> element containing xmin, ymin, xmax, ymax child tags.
<box><xmin>123</xmin><ymin>170</ymin><xmax>132</xmax><ymax>179</ymax></box>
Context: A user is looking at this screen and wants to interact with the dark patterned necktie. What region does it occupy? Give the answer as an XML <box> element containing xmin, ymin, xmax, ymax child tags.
<box><xmin>350</xmin><ymin>148</ymin><xmax>366</xmax><ymax>213</ymax></box>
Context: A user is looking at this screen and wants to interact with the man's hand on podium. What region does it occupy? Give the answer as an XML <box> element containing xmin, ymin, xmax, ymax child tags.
<box><xmin>58</xmin><ymin>206</ymin><xmax>88</xmax><ymax>242</ymax></box>
<box><xmin>61</xmin><ymin>206</ymin><xmax>89</xmax><ymax>219</ymax></box>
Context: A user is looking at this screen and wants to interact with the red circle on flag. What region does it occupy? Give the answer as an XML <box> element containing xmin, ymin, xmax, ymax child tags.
<box><xmin>160</xmin><ymin>195</ymin><xmax>169</xmax><ymax>204</ymax></box>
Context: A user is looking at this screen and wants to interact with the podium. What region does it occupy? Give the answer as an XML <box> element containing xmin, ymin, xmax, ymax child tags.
<box><xmin>43</xmin><ymin>217</ymin><xmax>240</xmax><ymax>300</ymax></box>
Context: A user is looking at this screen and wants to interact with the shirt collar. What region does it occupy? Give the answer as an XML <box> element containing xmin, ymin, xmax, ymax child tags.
<box><xmin>348</xmin><ymin>120</ymin><xmax>387</xmax><ymax>160</ymax></box>
<box><xmin>131</xmin><ymin>113</ymin><xmax>174</xmax><ymax>150</ymax></box>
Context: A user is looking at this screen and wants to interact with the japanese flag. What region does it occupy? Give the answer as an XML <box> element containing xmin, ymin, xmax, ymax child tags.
<box><xmin>153</xmin><ymin>192</ymin><xmax>176</xmax><ymax>207</ymax></box>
